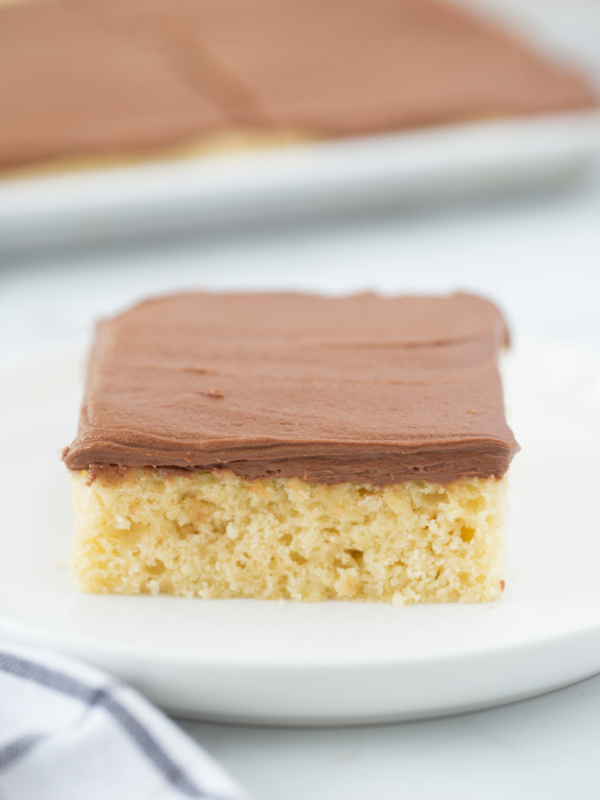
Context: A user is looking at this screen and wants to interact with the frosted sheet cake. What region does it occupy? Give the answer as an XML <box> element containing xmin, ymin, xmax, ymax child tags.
<box><xmin>63</xmin><ymin>292</ymin><xmax>519</xmax><ymax>604</ymax></box>
<box><xmin>1</xmin><ymin>0</ymin><xmax>595</xmax><ymax>174</ymax></box>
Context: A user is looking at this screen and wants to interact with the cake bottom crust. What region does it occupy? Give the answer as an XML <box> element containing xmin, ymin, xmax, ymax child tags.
<box><xmin>1</xmin><ymin>129</ymin><xmax>314</xmax><ymax>180</ymax></box>
<box><xmin>70</xmin><ymin>469</ymin><xmax>507</xmax><ymax>604</ymax></box>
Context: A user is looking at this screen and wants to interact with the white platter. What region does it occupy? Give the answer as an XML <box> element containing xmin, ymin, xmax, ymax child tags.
<box><xmin>0</xmin><ymin>112</ymin><xmax>599</xmax><ymax>252</ymax></box>
<box><xmin>1</xmin><ymin>340</ymin><xmax>600</xmax><ymax>725</ymax></box>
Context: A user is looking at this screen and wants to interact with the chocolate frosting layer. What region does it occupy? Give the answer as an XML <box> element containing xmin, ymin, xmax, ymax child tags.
<box><xmin>181</xmin><ymin>0</ymin><xmax>597</xmax><ymax>136</ymax></box>
<box><xmin>63</xmin><ymin>292</ymin><xmax>520</xmax><ymax>485</ymax></box>
<box><xmin>1</xmin><ymin>0</ymin><xmax>596</xmax><ymax>169</ymax></box>
<box><xmin>0</xmin><ymin>2</ymin><xmax>229</xmax><ymax>170</ymax></box>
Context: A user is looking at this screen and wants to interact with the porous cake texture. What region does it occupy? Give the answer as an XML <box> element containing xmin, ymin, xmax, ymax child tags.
<box><xmin>71</xmin><ymin>469</ymin><xmax>506</xmax><ymax>604</ymax></box>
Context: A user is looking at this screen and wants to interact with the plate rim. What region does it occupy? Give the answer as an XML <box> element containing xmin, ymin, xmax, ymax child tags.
<box><xmin>1</xmin><ymin>109</ymin><xmax>599</xmax><ymax>252</ymax></box>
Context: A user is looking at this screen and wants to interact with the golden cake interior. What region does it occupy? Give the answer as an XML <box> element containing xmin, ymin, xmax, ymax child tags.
<box><xmin>71</xmin><ymin>469</ymin><xmax>506</xmax><ymax>604</ymax></box>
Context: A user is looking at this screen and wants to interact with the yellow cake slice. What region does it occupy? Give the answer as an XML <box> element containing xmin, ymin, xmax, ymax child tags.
<box><xmin>63</xmin><ymin>292</ymin><xmax>519</xmax><ymax>604</ymax></box>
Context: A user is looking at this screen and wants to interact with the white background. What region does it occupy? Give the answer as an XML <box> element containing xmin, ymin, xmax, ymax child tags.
<box><xmin>1</xmin><ymin>0</ymin><xmax>600</xmax><ymax>797</ymax></box>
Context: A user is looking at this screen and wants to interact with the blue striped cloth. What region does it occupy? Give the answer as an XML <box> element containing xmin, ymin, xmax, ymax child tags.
<box><xmin>0</xmin><ymin>643</ymin><xmax>247</xmax><ymax>800</ymax></box>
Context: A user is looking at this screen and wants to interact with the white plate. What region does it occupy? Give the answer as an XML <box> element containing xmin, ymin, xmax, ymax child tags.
<box><xmin>1</xmin><ymin>340</ymin><xmax>600</xmax><ymax>725</ymax></box>
<box><xmin>1</xmin><ymin>112</ymin><xmax>599</xmax><ymax>252</ymax></box>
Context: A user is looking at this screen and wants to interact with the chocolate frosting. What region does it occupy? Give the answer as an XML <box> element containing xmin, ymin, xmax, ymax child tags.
<box><xmin>0</xmin><ymin>2</ymin><xmax>228</xmax><ymax>169</ymax></box>
<box><xmin>1</xmin><ymin>0</ymin><xmax>595</xmax><ymax>169</ymax></box>
<box><xmin>63</xmin><ymin>292</ymin><xmax>520</xmax><ymax>485</ymax></box>
<box><xmin>179</xmin><ymin>0</ymin><xmax>597</xmax><ymax>135</ymax></box>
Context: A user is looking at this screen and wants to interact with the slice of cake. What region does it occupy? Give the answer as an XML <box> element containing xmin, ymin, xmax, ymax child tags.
<box><xmin>62</xmin><ymin>292</ymin><xmax>519</xmax><ymax>604</ymax></box>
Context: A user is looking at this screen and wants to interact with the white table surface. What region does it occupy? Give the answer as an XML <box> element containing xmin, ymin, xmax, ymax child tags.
<box><xmin>1</xmin><ymin>1</ymin><xmax>600</xmax><ymax>797</ymax></box>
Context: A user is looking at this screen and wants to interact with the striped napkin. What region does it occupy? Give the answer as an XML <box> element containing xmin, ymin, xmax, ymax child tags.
<box><xmin>0</xmin><ymin>642</ymin><xmax>248</xmax><ymax>800</ymax></box>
